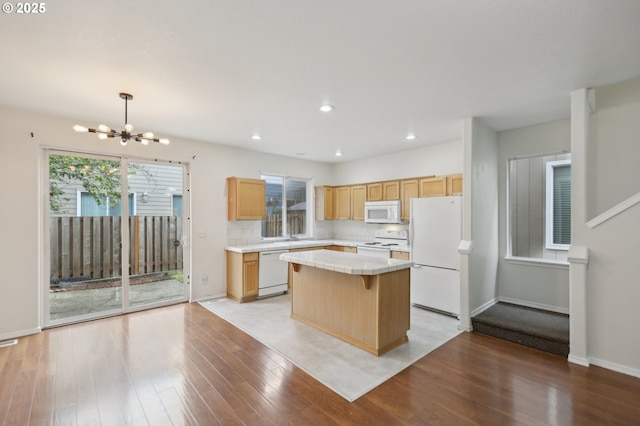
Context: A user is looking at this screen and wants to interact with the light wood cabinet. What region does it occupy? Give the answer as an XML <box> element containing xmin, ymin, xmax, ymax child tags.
<box><xmin>351</xmin><ymin>185</ymin><xmax>366</xmax><ymax>220</ymax></box>
<box><xmin>383</xmin><ymin>180</ymin><xmax>400</xmax><ymax>200</ymax></box>
<box><xmin>315</xmin><ymin>186</ymin><xmax>335</xmax><ymax>220</ymax></box>
<box><xmin>391</xmin><ymin>251</ymin><xmax>410</xmax><ymax>260</ymax></box>
<box><xmin>226</xmin><ymin>251</ymin><xmax>259</xmax><ymax>303</ymax></box>
<box><xmin>419</xmin><ymin>176</ymin><xmax>447</xmax><ymax>197</ymax></box>
<box><xmin>227</xmin><ymin>177</ymin><xmax>266</xmax><ymax>221</ymax></box>
<box><xmin>367</xmin><ymin>183</ymin><xmax>383</xmax><ymax>201</ymax></box>
<box><xmin>400</xmin><ymin>179</ymin><xmax>419</xmax><ymax>222</ymax></box>
<box><xmin>447</xmin><ymin>173</ymin><xmax>463</xmax><ymax>195</ymax></box>
<box><xmin>334</xmin><ymin>186</ymin><xmax>351</xmax><ymax>220</ymax></box>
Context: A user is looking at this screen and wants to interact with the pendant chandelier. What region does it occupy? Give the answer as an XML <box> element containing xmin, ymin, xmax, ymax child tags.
<box><xmin>73</xmin><ymin>92</ymin><xmax>170</xmax><ymax>146</ymax></box>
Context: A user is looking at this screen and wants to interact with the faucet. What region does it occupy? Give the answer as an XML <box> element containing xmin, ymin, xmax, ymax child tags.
<box><xmin>288</xmin><ymin>233</ymin><xmax>298</xmax><ymax>241</ymax></box>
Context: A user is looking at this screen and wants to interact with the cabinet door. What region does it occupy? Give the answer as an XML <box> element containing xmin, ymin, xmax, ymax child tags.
<box><xmin>243</xmin><ymin>253</ymin><xmax>259</xmax><ymax>297</ymax></box>
<box><xmin>367</xmin><ymin>183</ymin><xmax>383</xmax><ymax>201</ymax></box>
<box><xmin>227</xmin><ymin>177</ymin><xmax>266</xmax><ymax>220</ymax></box>
<box><xmin>447</xmin><ymin>174</ymin><xmax>463</xmax><ymax>195</ymax></box>
<box><xmin>419</xmin><ymin>176</ymin><xmax>447</xmax><ymax>197</ymax></box>
<box><xmin>342</xmin><ymin>246</ymin><xmax>357</xmax><ymax>253</ymax></box>
<box><xmin>315</xmin><ymin>186</ymin><xmax>335</xmax><ymax>220</ymax></box>
<box><xmin>383</xmin><ymin>181</ymin><xmax>400</xmax><ymax>200</ymax></box>
<box><xmin>400</xmin><ymin>179</ymin><xmax>418</xmax><ymax>221</ymax></box>
<box><xmin>334</xmin><ymin>186</ymin><xmax>351</xmax><ymax>220</ymax></box>
<box><xmin>351</xmin><ymin>185</ymin><xmax>366</xmax><ymax>220</ymax></box>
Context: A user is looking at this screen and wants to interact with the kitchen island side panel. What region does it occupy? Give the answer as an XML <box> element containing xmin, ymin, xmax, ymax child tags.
<box><xmin>290</xmin><ymin>264</ymin><xmax>410</xmax><ymax>355</ymax></box>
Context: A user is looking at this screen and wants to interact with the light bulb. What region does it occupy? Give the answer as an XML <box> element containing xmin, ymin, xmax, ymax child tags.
<box><xmin>120</xmin><ymin>139</ymin><xmax>128</xmax><ymax>146</ymax></box>
<box><xmin>143</xmin><ymin>131</ymin><xmax>154</xmax><ymax>138</ymax></box>
<box><xmin>141</xmin><ymin>139</ymin><xmax>149</xmax><ymax>146</ymax></box>
<box><xmin>320</xmin><ymin>104</ymin><xmax>334</xmax><ymax>112</ymax></box>
<box><xmin>124</xmin><ymin>123</ymin><xmax>134</xmax><ymax>132</ymax></box>
<box><xmin>73</xmin><ymin>125</ymin><xmax>88</xmax><ymax>133</ymax></box>
<box><xmin>159</xmin><ymin>138</ymin><xmax>170</xmax><ymax>145</ymax></box>
<box><xmin>98</xmin><ymin>133</ymin><xmax>108</xmax><ymax>140</ymax></box>
<box><xmin>98</xmin><ymin>124</ymin><xmax>111</xmax><ymax>132</ymax></box>
<box><xmin>335</xmin><ymin>150</ymin><xmax>343</xmax><ymax>156</ymax></box>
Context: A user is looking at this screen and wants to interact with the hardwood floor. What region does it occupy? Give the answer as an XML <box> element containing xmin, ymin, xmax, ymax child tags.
<box><xmin>1</xmin><ymin>302</ymin><xmax>639</xmax><ymax>425</ymax></box>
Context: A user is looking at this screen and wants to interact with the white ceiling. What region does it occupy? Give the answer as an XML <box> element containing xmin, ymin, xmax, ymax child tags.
<box><xmin>2</xmin><ymin>1</ymin><xmax>640</xmax><ymax>163</ymax></box>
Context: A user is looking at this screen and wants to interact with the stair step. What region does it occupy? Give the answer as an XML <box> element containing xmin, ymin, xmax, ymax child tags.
<box><xmin>472</xmin><ymin>302</ymin><xmax>569</xmax><ymax>357</ymax></box>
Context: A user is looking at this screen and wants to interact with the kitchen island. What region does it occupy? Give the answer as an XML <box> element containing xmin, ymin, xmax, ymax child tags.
<box><xmin>279</xmin><ymin>249</ymin><xmax>412</xmax><ymax>356</ymax></box>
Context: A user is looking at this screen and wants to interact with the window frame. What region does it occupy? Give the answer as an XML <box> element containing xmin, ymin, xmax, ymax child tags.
<box><xmin>545</xmin><ymin>159</ymin><xmax>571</xmax><ymax>251</ymax></box>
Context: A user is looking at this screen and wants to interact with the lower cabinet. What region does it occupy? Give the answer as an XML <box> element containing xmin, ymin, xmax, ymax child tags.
<box><xmin>226</xmin><ymin>251</ymin><xmax>259</xmax><ymax>303</ymax></box>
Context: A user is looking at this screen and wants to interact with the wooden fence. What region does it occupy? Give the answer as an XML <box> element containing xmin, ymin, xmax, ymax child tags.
<box><xmin>263</xmin><ymin>213</ymin><xmax>306</xmax><ymax>238</ymax></box>
<box><xmin>50</xmin><ymin>216</ymin><xmax>183</xmax><ymax>284</ymax></box>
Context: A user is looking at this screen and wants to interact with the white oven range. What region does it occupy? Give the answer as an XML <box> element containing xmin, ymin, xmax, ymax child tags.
<box><xmin>356</xmin><ymin>230</ymin><xmax>409</xmax><ymax>259</ymax></box>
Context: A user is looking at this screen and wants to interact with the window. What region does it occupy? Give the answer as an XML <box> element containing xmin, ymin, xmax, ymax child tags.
<box><xmin>172</xmin><ymin>195</ymin><xmax>183</xmax><ymax>216</ymax></box>
<box><xmin>78</xmin><ymin>192</ymin><xmax>134</xmax><ymax>216</ymax></box>
<box><xmin>545</xmin><ymin>160</ymin><xmax>571</xmax><ymax>249</ymax></box>
<box><xmin>508</xmin><ymin>153</ymin><xmax>571</xmax><ymax>261</ymax></box>
<box><xmin>260</xmin><ymin>174</ymin><xmax>311</xmax><ymax>239</ymax></box>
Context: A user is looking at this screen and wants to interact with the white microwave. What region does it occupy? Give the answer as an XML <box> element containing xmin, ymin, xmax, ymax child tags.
<box><xmin>364</xmin><ymin>200</ymin><xmax>402</xmax><ymax>224</ymax></box>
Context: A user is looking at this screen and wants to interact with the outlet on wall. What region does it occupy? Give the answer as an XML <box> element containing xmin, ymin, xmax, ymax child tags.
<box><xmin>198</xmin><ymin>229</ymin><xmax>207</xmax><ymax>238</ymax></box>
<box><xmin>202</xmin><ymin>275</ymin><xmax>208</xmax><ymax>285</ymax></box>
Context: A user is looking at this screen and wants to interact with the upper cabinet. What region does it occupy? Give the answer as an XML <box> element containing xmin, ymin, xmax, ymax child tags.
<box><xmin>227</xmin><ymin>177</ymin><xmax>266</xmax><ymax>221</ymax></box>
<box><xmin>334</xmin><ymin>186</ymin><xmax>352</xmax><ymax>220</ymax></box>
<box><xmin>447</xmin><ymin>173</ymin><xmax>463</xmax><ymax>195</ymax></box>
<box><xmin>314</xmin><ymin>173</ymin><xmax>462</xmax><ymax>222</ymax></box>
<box><xmin>367</xmin><ymin>183</ymin><xmax>383</xmax><ymax>201</ymax></box>
<box><xmin>315</xmin><ymin>186</ymin><xmax>335</xmax><ymax>220</ymax></box>
<box><xmin>419</xmin><ymin>176</ymin><xmax>448</xmax><ymax>197</ymax></box>
<box><xmin>383</xmin><ymin>181</ymin><xmax>400</xmax><ymax>200</ymax></box>
<box><xmin>351</xmin><ymin>185</ymin><xmax>366</xmax><ymax>220</ymax></box>
<box><xmin>400</xmin><ymin>179</ymin><xmax>419</xmax><ymax>222</ymax></box>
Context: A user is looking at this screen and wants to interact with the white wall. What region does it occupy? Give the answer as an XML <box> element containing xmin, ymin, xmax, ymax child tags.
<box><xmin>588</xmin><ymin>78</ymin><xmax>640</xmax><ymax>218</ymax></box>
<box><xmin>466</xmin><ymin>118</ymin><xmax>499</xmax><ymax>314</ymax></box>
<box><xmin>0</xmin><ymin>106</ymin><xmax>334</xmax><ymax>339</ymax></box>
<box><xmin>332</xmin><ymin>139</ymin><xmax>463</xmax><ymax>184</ymax></box>
<box><xmin>497</xmin><ymin>119</ymin><xmax>571</xmax><ymax>312</ymax></box>
<box><xmin>572</xmin><ymin>77</ymin><xmax>640</xmax><ymax>376</ymax></box>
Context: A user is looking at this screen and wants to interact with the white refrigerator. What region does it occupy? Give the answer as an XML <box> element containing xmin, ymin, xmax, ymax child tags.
<box><xmin>410</xmin><ymin>196</ymin><xmax>462</xmax><ymax>317</ymax></box>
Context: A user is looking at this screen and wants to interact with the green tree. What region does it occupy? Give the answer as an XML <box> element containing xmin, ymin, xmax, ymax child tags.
<box><xmin>49</xmin><ymin>155</ymin><xmax>152</xmax><ymax>213</ymax></box>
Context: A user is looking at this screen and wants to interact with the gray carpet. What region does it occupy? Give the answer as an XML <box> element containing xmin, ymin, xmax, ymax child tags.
<box><xmin>472</xmin><ymin>302</ymin><xmax>569</xmax><ymax>356</ymax></box>
<box><xmin>200</xmin><ymin>294</ymin><xmax>461</xmax><ymax>401</ymax></box>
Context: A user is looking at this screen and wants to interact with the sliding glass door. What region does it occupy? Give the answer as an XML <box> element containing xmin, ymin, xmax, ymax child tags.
<box><xmin>45</xmin><ymin>151</ymin><xmax>188</xmax><ymax>326</ymax></box>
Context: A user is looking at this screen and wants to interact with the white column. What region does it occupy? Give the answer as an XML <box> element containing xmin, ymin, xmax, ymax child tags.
<box><xmin>568</xmin><ymin>245</ymin><xmax>589</xmax><ymax>366</ymax></box>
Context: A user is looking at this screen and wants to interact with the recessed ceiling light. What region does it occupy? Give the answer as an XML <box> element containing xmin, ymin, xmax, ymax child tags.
<box><xmin>296</xmin><ymin>152</ymin><xmax>306</xmax><ymax>156</ymax></box>
<box><xmin>320</xmin><ymin>104</ymin><xmax>334</xmax><ymax>112</ymax></box>
<box><xmin>335</xmin><ymin>150</ymin><xmax>343</xmax><ymax>156</ymax></box>
<box><xmin>405</xmin><ymin>134</ymin><xmax>416</xmax><ymax>140</ymax></box>
<box><xmin>251</xmin><ymin>134</ymin><xmax>262</xmax><ymax>140</ymax></box>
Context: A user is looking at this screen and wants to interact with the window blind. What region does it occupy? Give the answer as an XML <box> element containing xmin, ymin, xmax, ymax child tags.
<box><xmin>552</xmin><ymin>165</ymin><xmax>571</xmax><ymax>245</ymax></box>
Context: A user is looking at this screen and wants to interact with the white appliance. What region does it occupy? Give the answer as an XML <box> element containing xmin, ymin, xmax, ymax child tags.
<box><xmin>258</xmin><ymin>249</ymin><xmax>289</xmax><ymax>297</ymax></box>
<box><xmin>356</xmin><ymin>230</ymin><xmax>409</xmax><ymax>258</ymax></box>
<box><xmin>364</xmin><ymin>200</ymin><xmax>402</xmax><ymax>224</ymax></box>
<box><xmin>410</xmin><ymin>196</ymin><xmax>462</xmax><ymax>317</ymax></box>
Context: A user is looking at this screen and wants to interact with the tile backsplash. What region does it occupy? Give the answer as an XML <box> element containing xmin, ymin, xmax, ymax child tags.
<box><xmin>226</xmin><ymin>220</ymin><xmax>408</xmax><ymax>246</ymax></box>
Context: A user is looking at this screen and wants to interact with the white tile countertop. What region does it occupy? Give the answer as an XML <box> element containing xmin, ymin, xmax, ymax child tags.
<box><xmin>225</xmin><ymin>239</ymin><xmax>410</xmax><ymax>253</ymax></box>
<box><xmin>279</xmin><ymin>249</ymin><xmax>412</xmax><ymax>276</ymax></box>
<box><xmin>226</xmin><ymin>239</ymin><xmax>353</xmax><ymax>253</ymax></box>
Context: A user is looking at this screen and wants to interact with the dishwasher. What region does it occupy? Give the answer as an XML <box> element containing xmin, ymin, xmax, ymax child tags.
<box><xmin>258</xmin><ymin>250</ymin><xmax>289</xmax><ymax>297</ymax></box>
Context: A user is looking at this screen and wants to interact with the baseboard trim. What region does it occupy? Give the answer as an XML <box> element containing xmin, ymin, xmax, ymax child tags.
<box><xmin>457</xmin><ymin>324</ymin><xmax>473</xmax><ymax>332</ymax></box>
<box><xmin>498</xmin><ymin>297</ymin><xmax>569</xmax><ymax>315</ymax></box>
<box><xmin>0</xmin><ymin>326</ymin><xmax>41</xmax><ymax>341</ymax></box>
<box><xmin>590</xmin><ymin>357</ymin><xmax>640</xmax><ymax>379</ymax></box>
<box><xmin>471</xmin><ymin>298</ymin><xmax>498</xmax><ymax>317</ymax></box>
<box><xmin>568</xmin><ymin>354</ymin><xmax>589</xmax><ymax>367</ymax></box>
